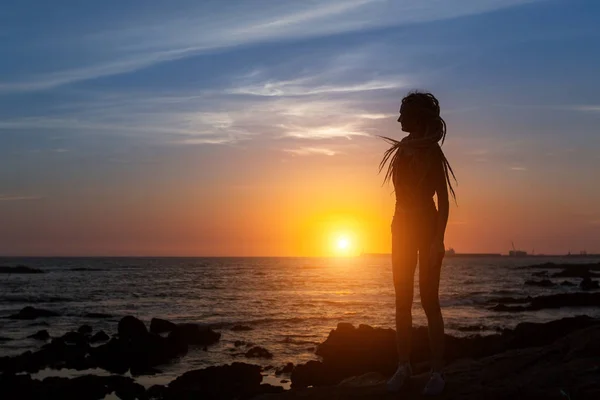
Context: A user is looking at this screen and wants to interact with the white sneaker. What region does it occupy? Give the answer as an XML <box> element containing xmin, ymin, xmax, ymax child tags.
<box><xmin>422</xmin><ymin>371</ymin><xmax>445</xmax><ymax>396</ymax></box>
<box><xmin>386</xmin><ymin>362</ymin><xmax>412</xmax><ymax>393</ymax></box>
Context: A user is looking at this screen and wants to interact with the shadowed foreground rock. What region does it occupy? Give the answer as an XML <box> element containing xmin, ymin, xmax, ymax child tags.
<box><xmin>0</xmin><ymin>315</ymin><xmax>220</xmax><ymax>375</ymax></box>
<box><xmin>0</xmin><ymin>374</ymin><xmax>146</xmax><ymax>400</ymax></box>
<box><xmin>288</xmin><ymin>316</ymin><xmax>600</xmax><ymax>389</ymax></box>
<box><xmin>256</xmin><ymin>323</ymin><xmax>600</xmax><ymax>400</ymax></box>
<box><xmin>147</xmin><ymin>362</ymin><xmax>284</xmax><ymax>400</ymax></box>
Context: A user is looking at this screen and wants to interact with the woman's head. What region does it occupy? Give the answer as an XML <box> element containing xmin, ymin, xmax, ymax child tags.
<box><xmin>398</xmin><ymin>91</ymin><xmax>446</xmax><ymax>143</ymax></box>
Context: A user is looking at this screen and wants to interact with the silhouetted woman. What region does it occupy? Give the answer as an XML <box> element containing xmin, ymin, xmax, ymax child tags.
<box><xmin>379</xmin><ymin>91</ymin><xmax>456</xmax><ymax>396</ymax></box>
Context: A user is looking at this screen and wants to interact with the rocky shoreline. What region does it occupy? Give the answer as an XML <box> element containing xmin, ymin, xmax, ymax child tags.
<box><xmin>2</xmin><ymin>262</ymin><xmax>600</xmax><ymax>399</ymax></box>
<box><xmin>1</xmin><ymin>313</ymin><xmax>599</xmax><ymax>399</ymax></box>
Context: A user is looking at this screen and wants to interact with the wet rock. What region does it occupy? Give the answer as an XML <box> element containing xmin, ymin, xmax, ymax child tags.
<box><xmin>263</xmin><ymin>324</ymin><xmax>600</xmax><ymax>400</ymax></box>
<box><xmin>288</xmin><ymin>317</ymin><xmax>600</xmax><ymax>389</ymax></box>
<box><xmin>275</xmin><ymin>362</ymin><xmax>294</xmax><ymax>375</ymax></box>
<box><xmin>78</xmin><ymin>324</ymin><xmax>93</xmax><ymax>335</ymax></box>
<box><xmin>147</xmin><ymin>384</ymin><xmax>168</xmax><ymax>399</ymax></box>
<box><xmin>552</xmin><ymin>265</ymin><xmax>600</xmax><ymax>278</ymax></box>
<box><xmin>168</xmin><ymin>323</ymin><xmax>221</xmax><ymax>346</ymax></box>
<box><xmin>280</xmin><ymin>379</ymin><xmax>289</xmax><ymax>383</ymax></box>
<box><xmin>245</xmin><ymin>346</ymin><xmax>274</xmax><ymax>359</ymax></box>
<box><xmin>561</xmin><ymin>280</ymin><xmax>576</xmax><ymax>286</ymax></box>
<box><xmin>234</xmin><ymin>340</ymin><xmax>246</xmax><ymax>347</ymax></box>
<box><xmin>524</xmin><ymin>279</ymin><xmax>555</xmax><ymax>287</ymax></box>
<box><xmin>231</xmin><ymin>324</ymin><xmax>253</xmax><ymax>331</ymax></box>
<box><xmin>490</xmin><ymin>292</ymin><xmax>600</xmax><ymax>311</ymax></box>
<box><xmin>0</xmin><ymin>374</ymin><xmax>145</xmax><ymax>400</ymax></box>
<box><xmin>263</xmin><ymin>365</ymin><xmax>274</xmax><ymax>371</ymax></box>
<box><xmin>90</xmin><ymin>330</ymin><xmax>109</xmax><ymax>343</ymax></box>
<box><xmin>83</xmin><ymin>312</ymin><xmax>113</xmax><ymax>318</ymax></box>
<box><xmin>8</xmin><ymin>306</ymin><xmax>59</xmax><ymax>320</ymax></box>
<box><xmin>457</xmin><ymin>325</ymin><xmax>486</xmax><ymax>332</ymax></box>
<box><xmin>0</xmin><ymin>336</ymin><xmax>13</xmax><ymax>342</ymax></box>
<box><xmin>150</xmin><ymin>317</ymin><xmax>176</xmax><ymax>334</ymax></box>
<box><xmin>580</xmin><ymin>277</ymin><xmax>600</xmax><ymax>290</ymax></box>
<box><xmin>166</xmin><ymin>362</ymin><xmax>276</xmax><ymax>399</ymax></box>
<box><xmin>0</xmin><ymin>265</ymin><xmax>44</xmax><ymax>274</ymax></box>
<box><xmin>531</xmin><ymin>270</ymin><xmax>549</xmax><ymax>277</ymax></box>
<box><xmin>61</xmin><ymin>331</ymin><xmax>89</xmax><ymax>347</ymax></box>
<box><xmin>28</xmin><ymin>330</ymin><xmax>50</xmax><ymax>341</ymax></box>
<box><xmin>118</xmin><ymin>315</ymin><xmax>148</xmax><ymax>341</ymax></box>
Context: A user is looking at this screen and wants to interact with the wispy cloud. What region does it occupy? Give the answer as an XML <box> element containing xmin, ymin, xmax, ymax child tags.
<box><xmin>0</xmin><ymin>195</ymin><xmax>43</xmax><ymax>202</ymax></box>
<box><xmin>0</xmin><ymin>0</ymin><xmax>546</xmax><ymax>92</ymax></box>
<box><xmin>284</xmin><ymin>147</ymin><xmax>338</xmax><ymax>156</ymax></box>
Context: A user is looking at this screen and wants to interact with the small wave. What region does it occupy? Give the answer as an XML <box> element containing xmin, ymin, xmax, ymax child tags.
<box><xmin>276</xmin><ymin>337</ymin><xmax>319</xmax><ymax>345</ymax></box>
<box><xmin>0</xmin><ymin>294</ymin><xmax>74</xmax><ymax>304</ymax></box>
<box><xmin>67</xmin><ymin>268</ymin><xmax>106</xmax><ymax>272</ymax></box>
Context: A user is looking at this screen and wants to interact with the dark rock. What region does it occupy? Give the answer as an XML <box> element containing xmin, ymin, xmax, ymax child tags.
<box><xmin>130</xmin><ymin>365</ymin><xmax>162</xmax><ymax>376</ymax></box>
<box><xmin>486</xmin><ymin>296</ymin><xmax>532</xmax><ymax>304</ymax></box>
<box><xmin>84</xmin><ymin>312</ymin><xmax>113</xmax><ymax>318</ymax></box>
<box><xmin>0</xmin><ymin>336</ymin><xmax>13</xmax><ymax>342</ymax></box>
<box><xmin>168</xmin><ymin>323</ymin><xmax>221</xmax><ymax>346</ymax></box>
<box><xmin>28</xmin><ymin>330</ymin><xmax>50</xmax><ymax>341</ymax></box>
<box><xmin>118</xmin><ymin>315</ymin><xmax>148</xmax><ymax>341</ymax></box>
<box><xmin>265</xmin><ymin>324</ymin><xmax>600</xmax><ymax>400</ymax></box>
<box><xmin>90</xmin><ymin>330</ymin><xmax>110</xmax><ymax>343</ymax></box>
<box><xmin>561</xmin><ymin>280</ymin><xmax>576</xmax><ymax>286</ymax></box>
<box><xmin>245</xmin><ymin>346</ymin><xmax>274</xmax><ymax>359</ymax></box>
<box><xmin>78</xmin><ymin>324</ymin><xmax>93</xmax><ymax>335</ymax></box>
<box><xmin>531</xmin><ymin>270</ymin><xmax>549</xmax><ymax>277</ymax></box>
<box><xmin>234</xmin><ymin>340</ymin><xmax>246</xmax><ymax>347</ymax></box>
<box><xmin>275</xmin><ymin>362</ymin><xmax>294</xmax><ymax>375</ymax></box>
<box><xmin>61</xmin><ymin>331</ymin><xmax>88</xmax><ymax>347</ymax></box>
<box><xmin>524</xmin><ymin>279</ymin><xmax>555</xmax><ymax>287</ymax></box>
<box><xmin>280</xmin><ymin>379</ymin><xmax>289</xmax><ymax>383</ymax></box>
<box><xmin>457</xmin><ymin>325</ymin><xmax>486</xmax><ymax>332</ymax></box>
<box><xmin>147</xmin><ymin>384</ymin><xmax>168</xmax><ymax>399</ymax></box>
<box><xmin>0</xmin><ymin>265</ymin><xmax>44</xmax><ymax>274</ymax></box>
<box><xmin>552</xmin><ymin>265</ymin><xmax>600</xmax><ymax>278</ymax></box>
<box><xmin>8</xmin><ymin>306</ymin><xmax>59</xmax><ymax>320</ymax></box>
<box><xmin>231</xmin><ymin>324</ymin><xmax>253</xmax><ymax>331</ymax></box>
<box><xmin>490</xmin><ymin>292</ymin><xmax>600</xmax><ymax>311</ymax></box>
<box><xmin>166</xmin><ymin>362</ymin><xmax>273</xmax><ymax>399</ymax></box>
<box><xmin>580</xmin><ymin>277</ymin><xmax>600</xmax><ymax>290</ymax></box>
<box><xmin>150</xmin><ymin>317</ymin><xmax>176</xmax><ymax>334</ymax></box>
<box><xmin>263</xmin><ymin>365</ymin><xmax>274</xmax><ymax>371</ymax></box>
<box><xmin>288</xmin><ymin>317</ymin><xmax>600</xmax><ymax>389</ymax></box>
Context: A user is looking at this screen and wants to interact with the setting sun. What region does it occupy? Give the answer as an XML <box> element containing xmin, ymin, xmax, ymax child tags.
<box><xmin>337</xmin><ymin>237</ymin><xmax>350</xmax><ymax>250</ymax></box>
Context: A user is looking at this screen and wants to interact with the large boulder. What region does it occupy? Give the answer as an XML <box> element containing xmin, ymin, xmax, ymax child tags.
<box><xmin>258</xmin><ymin>325</ymin><xmax>600</xmax><ymax>400</ymax></box>
<box><xmin>490</xmin><ymin>292</ymin><xmax>600</xmax><ymax>311</ymax></box>
<box><xmin>9</xmin><ymin>306</ymin><xmax>59</xmax><ymax>320</ymax></box>
<box><xmin>27</xmin><ymin>330</ymin><xmax>50</xmax><ymax>341</ymax></box>
<box><xmin>0</xmin><ymin>373</ymin><xmax>145</xmax><ymax>400</ymax></box>
<box><xmin>290</xmin><ymin>317</ymin><xmax>600</xmax><ymax>389</ymax></box>
<box><xmin>168</xmin><ymin>323</ymin><xmax>221</xmax><ymax>346</ymax></box>
<box><xmin>166</xmin><ymin>362</ymin><xmax>283</xmax><ymax>399</ymax></box>
<box><xmin>150</xmin><ymin>318</ymin><xmax>176</xmax><ymax>334</ymax></box>
<box><xmin>118</xmin><ymin>316</ymin><xmax>148</xmax><ymax>341</ymax></box>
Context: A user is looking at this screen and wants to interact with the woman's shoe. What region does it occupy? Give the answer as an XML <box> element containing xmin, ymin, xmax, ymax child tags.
<box><xmin>386</xmin><ymin>362</ymin><xmax>412</xmax><ymax>392</ymax></box>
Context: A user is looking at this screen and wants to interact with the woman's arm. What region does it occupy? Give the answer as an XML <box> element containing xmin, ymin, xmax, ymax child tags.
<box><xmin>432</xmin><ymin>150</ymin><xmax>449</xmax><ymax>253</ymax></box>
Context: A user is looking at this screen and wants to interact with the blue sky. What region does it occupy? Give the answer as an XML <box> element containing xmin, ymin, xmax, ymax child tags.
<box><xmin>1</xmin><ymin>0</ymin><xmax>600</xmax><ymax>255</ymax></box>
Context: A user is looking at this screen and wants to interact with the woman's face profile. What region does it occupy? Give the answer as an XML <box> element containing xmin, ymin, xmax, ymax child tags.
<box><xmin>398</xmin><ymin>104</ymin><xmax>419</xmax><ymax>133</ymax></box>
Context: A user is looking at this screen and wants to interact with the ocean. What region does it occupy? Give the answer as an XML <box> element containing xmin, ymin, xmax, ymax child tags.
<box><xmin>1</xmin><ymin>255</ymin><xmax>599</xmax><ymax>388</ymax></box>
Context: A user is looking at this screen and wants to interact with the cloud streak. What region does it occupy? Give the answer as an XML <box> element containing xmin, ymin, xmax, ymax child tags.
<box><xmin>0</xmin><ymin>0</ymin><xmax>546</xmax><ymax>92</ymax></box>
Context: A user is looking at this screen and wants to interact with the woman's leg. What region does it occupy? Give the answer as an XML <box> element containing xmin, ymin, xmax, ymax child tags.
<box><xmin>391</xmin><ymin>218</ymin><xmax>418</xmax><ymax>363</ymax></box>
<box><xmin>418</xmin><ymin>241</ymin><xmax>445</xmax><ymax>371</ymax></box>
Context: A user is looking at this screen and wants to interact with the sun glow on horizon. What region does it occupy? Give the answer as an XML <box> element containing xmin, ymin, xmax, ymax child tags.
<box><xmin>332</xmin><ymin>233</ymin><xmax>356</xmax><ymax>257</ymax></box>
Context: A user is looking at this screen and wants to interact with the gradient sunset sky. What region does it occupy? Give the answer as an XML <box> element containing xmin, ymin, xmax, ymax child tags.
<box><xmin>1</xmin><ymin>0</ymin><xmax>599</xmax><ymax>256</ymax></box>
